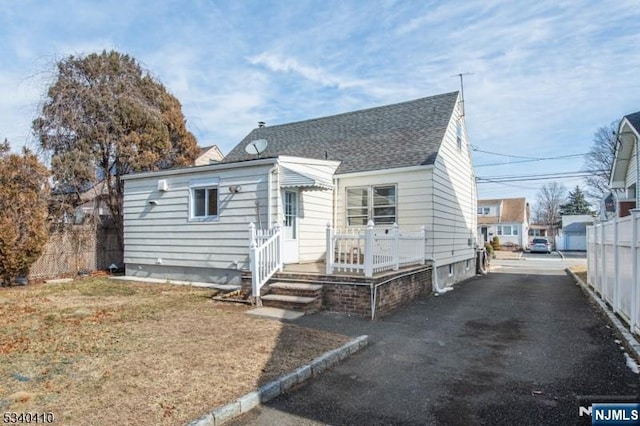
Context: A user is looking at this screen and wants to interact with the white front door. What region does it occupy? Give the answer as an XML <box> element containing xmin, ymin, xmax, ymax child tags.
<box><xmin>283</xmin><ymin>190</ymin><xmax>299</xmax><ymax>264</ymax></box>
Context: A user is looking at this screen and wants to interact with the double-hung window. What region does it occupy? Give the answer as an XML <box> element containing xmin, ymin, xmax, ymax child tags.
<box><xmin>346</xmin><ymin>184</ymin><xmax>397</xmax><ymax>226</ymax></box>
<box><xmin>190</xmin><ymin>178</ymin><xmax>219</xmax><ymax>221</ymax></box>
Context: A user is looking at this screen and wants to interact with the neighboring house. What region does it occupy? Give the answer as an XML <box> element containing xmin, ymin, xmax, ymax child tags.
<box><xmin>195</xmin><ymin>145</ymin><xmax>224</xmax><ymax>166</ymax></box>
<box><xmin>556</xmin><ymin>215</ymin><xmax>593</xmax><ymax>251</ymax></box>
<box><xmin>477</xmin><ymin>198</ymin><xmax>529</xmax><ymax>249</ymax></box>
<box><xmin>122</xmin><ymin>91</ymin><xmax>477</xmax><ymax>289</ymax></box>
<box><xmin>528</xmin><ymin>224</ymin><xmax>549</xmax><ymax>239</ymax></box>
<box><xmin>50</xmin><ymin>180</ymin><xmax>111</xmax><ymax>225</ymax></box>
<box><xmin>610</xmin><ymin>111</ymin><xmax>640</xmax><ymax>217</ymax></box>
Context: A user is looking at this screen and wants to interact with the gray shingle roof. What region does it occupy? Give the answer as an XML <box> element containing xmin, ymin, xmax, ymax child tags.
<box><xmin>563</xmin><ymin>222</ymin><xmax>591</xmax><ymax>234</ymax></box>
<box><xmin>625</xmin><ymin>111</ymin><xmax>640</xmax><ymax>133</ymax></box>
<box><xmin>222</xmin><ymin>92</ymin><xmax>459</xmax><ymax>174</ymax></box>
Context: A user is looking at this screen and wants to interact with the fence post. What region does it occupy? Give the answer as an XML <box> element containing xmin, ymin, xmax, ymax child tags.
<box><xmin>364</xmin><ymin>221</ymin><xmax>374</xmax><ymax>277</ymax></box>
<box><xmin>613</xmin><ymin>217</ymin><xmax>620</xmax><ymax>313</ymax></box>
<box><xmin>274</xmin><ymin>222</ymin><xmax>283</xmax><ymax>272</ymax></box>
<box><xmin>421</xmin><ymin>226</ymin><xmax>427</xmax><ymax>264</ymax></box>
<box><xmin>631</xmin><ymin>210</ymin><xmax>640</xmax><ymax>333</ymax></box>
<box><xmin>392</xmin><ymin>223</ymin><xmax>399</xmax><ymax>271</ymax></box>
<box><xmin>601</xmin><ymin>220</ymin><xmax>607</xmax><ymax>305</ymax></box>
<box><xmin>326</xmin><ymin>223</ymin><xmax>334</xmax><ymax>275</ymax></box>
<box><xmin>248</xmin><ymin>222</ymin><xmax>258</xmax><ymax>300</ymax></box>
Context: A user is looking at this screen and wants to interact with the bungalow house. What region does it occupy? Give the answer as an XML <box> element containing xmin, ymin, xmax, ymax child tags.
<box><xmin>122</xmin><ymin>92</ymin><xmax>477</xmax><ymax>315</ymax></box>
<box><xmin>477</xmin><ymin>197</ymin><xmax>529</xmax><ymax>249</ymax></box>
<box><xmin>610</xmin><ymin>111</ymin><xmax>640</xmax><ymax>216</ymax></box>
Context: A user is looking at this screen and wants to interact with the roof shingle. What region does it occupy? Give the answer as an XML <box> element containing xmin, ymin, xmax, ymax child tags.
<box><xmin>222</xmin><ymin>92</ymin><xmax>459</xmax><ymax>174</ymax></box>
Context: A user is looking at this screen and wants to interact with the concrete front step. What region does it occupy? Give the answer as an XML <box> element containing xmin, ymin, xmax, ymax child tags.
<box><xmin>269</xmin><ymin>282</ymin><xmax>323</xmax><ymax>291</ymax></box>
<box><xmin>261</xmin><ymin>294</ymin><xmax>321</xmax><ymax>312</ymax></box>
<box><xmin>269</xmin><ymin>282</ymin><xmax>323</xmax><ymax>298</ymax></box>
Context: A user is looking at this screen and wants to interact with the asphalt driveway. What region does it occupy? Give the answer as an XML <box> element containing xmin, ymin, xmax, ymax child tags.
<box><xmin>230</xmin><ymin>263</ymin><xmax>639</xmax><ymax>425</ymax></box>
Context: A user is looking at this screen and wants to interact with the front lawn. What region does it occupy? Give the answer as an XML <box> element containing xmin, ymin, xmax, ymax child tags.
<box><xmin>0</xmin><ymin>278</ymin><xmax>349</xmax><ymax>424</ymax></box>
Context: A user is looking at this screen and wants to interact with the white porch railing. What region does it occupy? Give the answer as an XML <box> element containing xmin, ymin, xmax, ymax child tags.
<box><xmin>586</xmin><ymin>210</ymin><xmax>640</xmax><ymax>333</ymax></box>
<box><xmin>326</xmin><ymin>221</ymin><xmax>426</xmax><ymax>277</ymax></box>
<box><xmin>249</xmin><ymin>222</ymin><xmax>283</xmax><ymax>302</ymax></box>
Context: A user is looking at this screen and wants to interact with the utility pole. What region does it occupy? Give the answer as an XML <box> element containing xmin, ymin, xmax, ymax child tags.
<box><xmin>452</xmin><ymin>72</ymin><xmax>473</xmax><ymax>116</ymax></box>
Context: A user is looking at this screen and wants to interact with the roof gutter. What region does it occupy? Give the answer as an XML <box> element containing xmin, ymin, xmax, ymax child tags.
<box><xmin>121</xmin><ymin>157</ymin><xmax>279</xmax><ymax>181</ymax></box>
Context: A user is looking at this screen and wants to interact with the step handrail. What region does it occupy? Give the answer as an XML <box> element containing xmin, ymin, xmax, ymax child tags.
<box><xmin>249</xmin><ymin>222</ymin><xmax>284</xmax><ymax>304</ymax></box>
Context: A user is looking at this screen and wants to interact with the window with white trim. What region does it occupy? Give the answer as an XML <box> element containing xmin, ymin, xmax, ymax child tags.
<box><xmin>346</xmin><ymin>185</ymin><xmax>397</xmax><ymax>226</ymax></box>
<box><xmin>477</xmin><ymin>207</ymin><xmax>490</xmax><ymax>215</ymax></box>
<box><xmin>456</xmin><ymin>122</ymin><xmax>463</xmax><ymax>150</ymax></box>
<box><xmin>190</xmin><ymin>178</ymin><xmax>219</xmax><ymax>220</ymax></box>
<box><xmin>497</xmin><ymin>225</ymin><xmax>518</xmax><ymax>236</ymax></box>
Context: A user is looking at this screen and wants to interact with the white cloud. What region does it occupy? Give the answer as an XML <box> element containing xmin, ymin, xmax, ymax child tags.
<box><xmin>0</xmin><ymin>0</ymin><xmax>639</xmax><ymax>204</ymax></box>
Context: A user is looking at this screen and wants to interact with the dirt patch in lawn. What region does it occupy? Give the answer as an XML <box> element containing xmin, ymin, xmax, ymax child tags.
<box><xmin>0</xmin><ymin>278</ymin><xmax>350</xmax><ymax>425</ymax></box>
<box><xmin>569</xmin><ymin>264</ymin><xmax>587</xmax><ymax>284</ymax></box>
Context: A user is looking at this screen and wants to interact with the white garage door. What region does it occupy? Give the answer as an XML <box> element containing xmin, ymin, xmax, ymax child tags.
<box><xmin>566</xmin><ymin>234</ymin><xmax>587</xmax><ymax>251</ymax></box>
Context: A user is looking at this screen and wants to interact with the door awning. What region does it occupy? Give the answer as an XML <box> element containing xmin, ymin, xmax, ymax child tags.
<box><xmin>280</xmin><ymin>166</ymin><xmax>334</xmax><ymax>190</ymax></box>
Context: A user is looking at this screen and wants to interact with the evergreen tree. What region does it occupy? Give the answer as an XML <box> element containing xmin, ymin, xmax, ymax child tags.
<box><xmin>561</xmin><ymin>186</ymin><xmax>594</xmax><ymax>215</ymax></box>
<box><xmin>0</xmin><ymin>140</ymin><xmax>50</xmax><ymax>284</ymax></box>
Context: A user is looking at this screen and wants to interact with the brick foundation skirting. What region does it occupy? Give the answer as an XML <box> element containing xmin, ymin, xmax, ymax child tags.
<box><xmin>245</xmin><ymin>266</ymin><xmax>433</xmax><ymax>320</ymax></box>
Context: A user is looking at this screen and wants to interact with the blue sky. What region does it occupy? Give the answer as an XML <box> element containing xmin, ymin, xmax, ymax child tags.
<box><xmin>1</xmin><ymin>0</ymin><xmax>639</xmax><ymax>205</ymax></box>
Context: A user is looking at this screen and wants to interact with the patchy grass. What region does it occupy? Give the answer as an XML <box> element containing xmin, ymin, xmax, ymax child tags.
<box><xmin>569</xmin><ymin>264</ymin><xmax>587</xmax><ymax>284</ymax></box>
<box><xmin>0</xmin><ymin>278</ymin><xmax>349</xmax><ymax>425</ymax></box>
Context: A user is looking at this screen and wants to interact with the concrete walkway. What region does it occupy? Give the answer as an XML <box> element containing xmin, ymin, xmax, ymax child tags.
<box><xmin>229</xmin><ymin>262</ymin><xmax>639</xmax><ymax>425</ymax></box>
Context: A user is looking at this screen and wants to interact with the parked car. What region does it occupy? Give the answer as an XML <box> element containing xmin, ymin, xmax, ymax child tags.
<box><xmin>530</xmin><ymin>237</ymin><xmax>552</xmax><ymax>254</ymax></box>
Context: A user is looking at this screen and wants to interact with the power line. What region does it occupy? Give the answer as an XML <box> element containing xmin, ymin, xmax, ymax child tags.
<box><xmin>471</xmin><ymin>146</ymin><xmax>539</xmax><ymax>159</ymax></box>
<box><xmin>474</xmin><ymin>153</ymin><xmax>587</xmax><ymax>167</ymax></box>
<box><xmin>477</xmin><ymin>170</ymin><xmax>604</xmax><ymax>184</ymax></box>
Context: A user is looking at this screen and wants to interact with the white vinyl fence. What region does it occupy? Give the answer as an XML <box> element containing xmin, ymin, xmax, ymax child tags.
<box><xmin>587</xmin><ymin>210</ymin><xmax>640</xmax><ymax>334</ymax></box>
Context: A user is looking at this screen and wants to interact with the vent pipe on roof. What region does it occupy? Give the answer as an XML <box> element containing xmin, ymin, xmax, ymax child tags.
<box><xmin>258</xmin><ymin>121</ymin><xmax>266</xmax><ymax>128</ymax></box>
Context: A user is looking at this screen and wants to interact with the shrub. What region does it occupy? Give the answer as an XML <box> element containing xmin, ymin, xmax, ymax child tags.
<box><xmin>0</xmin><ymin>141</ymin><xmax>50</xmax><ymax>285</ymax></box>
<box><xmin>491</xmin><ymin>236</ymin><xmax>501</xmax><ymax>251</ymax></box>
<box><xmin>484</xmin><ymin>242</ymin><xmax>494</xmax><ymax>257</ymax></box>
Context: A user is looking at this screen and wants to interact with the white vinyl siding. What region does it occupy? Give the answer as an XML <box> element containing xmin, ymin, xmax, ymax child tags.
<box><xmin>336</xmin><ymin>168</ymin><xmax>434</xmax><ymax>233</ymax></box>
<box><xmin>277</xmin><ymin>157</ymin><xmax>340</xmax><ymax>263</ymax></box>
<box><xmin>430</xmin><ymin>96</ymin><xmax>477</xmax><ymax>268</ymax></box>
<box><xmin>625</xmin><ymin>141</ymin><xmax>637</xmax><ymax>198</ymax></box>
<box><xmin>123</xmin><ymin>163</ymin><xmax>273</xmax><ymax>270</ymax></box>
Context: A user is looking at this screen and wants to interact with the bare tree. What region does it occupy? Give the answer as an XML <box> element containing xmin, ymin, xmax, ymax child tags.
<box><xmin>583</xmin><ymin>121</ymin><xmax>619</xmax><ymax>203</ymax></box>
<box><xmin>535</xmin><ymin>182</ymin><xmax>567</xmax><ymax>237</ymax></box>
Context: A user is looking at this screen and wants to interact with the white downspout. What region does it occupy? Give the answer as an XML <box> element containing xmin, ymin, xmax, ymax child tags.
<box><xmin>425</xmin><ymin>257</ymin><xmax>441</xmax><ymax>294</ymax></box>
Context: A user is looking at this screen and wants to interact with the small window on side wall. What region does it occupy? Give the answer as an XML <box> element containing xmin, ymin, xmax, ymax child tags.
<box><xmin>193</xmin><ymin>187</ymin><xmax>218</xmax><ymax>217</ymax></box>
<box><xmin>190</xmin><ymin>178</ymin><xmax>219</xmax><ymax>221</ymax></box>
